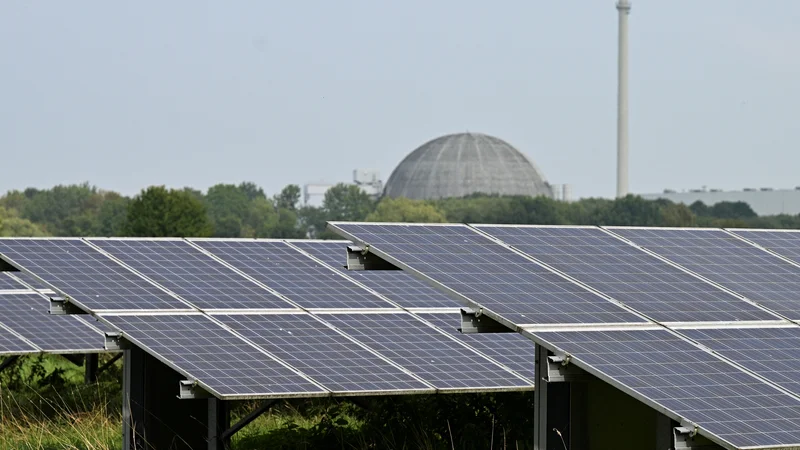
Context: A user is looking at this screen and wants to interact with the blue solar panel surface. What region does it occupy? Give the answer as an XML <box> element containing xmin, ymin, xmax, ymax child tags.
<box><xmin>103</xmin><ymin>314</ymin><xmax>326</xmax><ymax>398</ymax></box>
<box><xmin>292</xmin><ymin>241</ymin><xmax>460</xmax><ymax>308</ymax></box>
<box><xmin>216</xmin><ymin>313</ymin><xmax>431</xmax><ymax>393</ymax></box>
<box><xmin>730</xmin><ymin>229</ymin><xmax>800</xmax><ymax>264</ymax></box>
<box><xmin>0</xmin><ymin>239</ymin><xmax>188</xmax><ymax>311</ymax></box>
<box><xmin>89</xmin><ymin>239</ymin><xmax>295</xmax><ymax>310</ymax></box>
<box><xmin>191</xmin><ymin>240</ymin><xmax>394</xmax><ymax>309</ymax></box>
<box><xmin>416</xmin><ymin>312</ymin><xmax>535</xmax><ymax>380</ymax></box>
<box><xmin>534</xmin><ymin>328</ymin><xmax>800</xmax><ymax>449</ymax></box>
<box><xmin>6</xmin><ymin>272</ymin><xmax>51</xmax><ymax>291</ymax></box>
<box><xmin>476</xmin><ymin>226</ymin><xmax>775</xmax><ymax>323</ymax></box>
<box><xmin>0</xmin><ymin>323</ymin><xmax>38</xmax><ymax>354</ymax></box>
<box><xmin>682</xmin><ymin>326</ymin><xmax>800</xmax><ymax>396</ymax></box>
<box><xmin>321</xmin><ymin>312</ymin><xmax>533</xmax><ymax>390</ymax></box>
<box><xmin>329</xmin><ymin>223</ymin><xmax>645</xmax><ymax>324</ymax></box>
<box><xmin>609</xmin><ymin>228</ymin><xmax>800</xmax><ymax>319</ymax></box>
<box><xmin>0</xmin><ymin>273</ymin><xmax>25</xmax><ymax>290</ymax></box>
<box><xmin>0</xmin><ymin>293</ymin><xmax>105</xmax><ymax>352</ymax></box>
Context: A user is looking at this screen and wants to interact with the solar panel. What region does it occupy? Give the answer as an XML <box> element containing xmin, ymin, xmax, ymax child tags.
<box><xmin>102</xmin><ymin>314</ymin><xmax>327</xmax><ymax>398</ymax></box>
<box><xmin>6</xmin><ymin>271</ymin><xmax>52</xmax><ymax>291</ymax></box>
<box><xmin>88</xmin><ymin>239</ymin><xmax>296</xmax><ymax>310</ymax></box>
<box><xmin>729</xmin><ymin>229</ymin><xmax>800</xmax><ymax>264</ymax></box>
<box><xmin>292</xmin><ymin>241</ymin><xmax>460</xmax><ymax>308</ymax></box>
<box><xmin>415</xmin><ymin>312</ymin><xmax>535</xmax><ymax>380</ymax></box>
<box><xmin>0</xmin><ymin>323</ymin><xmax>39</xmax><ymax>355</ymax></box>
<box><xmin>214</xmin><ymin>313</ymin><xmax>433</xmax><ymax>394</ymax></box>
<box><xmin>0</xmin><ymin>239</ymin><xmax>190</xmax><ymax>311</ymax></box>
<box><xmin>608</xmin><ymin>227</ymin><xmax>800</xmax><ymax>320</ymax></box>
<box><xmin>320</xmin><ymin>312</ymin><xmax>533</xmax><ymax>390</ymax></box>
<box><xmin>0</xmin><ymin>273</ymin><xmax>25</xmax><ymax>290</ymax></box>
<box><xmin>533</xmin><ymin>328</ymin><xmax>800</xmax><ymax>449</ymax></box>
<box><xmin>475</xmin><ymin>225</ymin><xmax>776</xmax><ymax>323</ymax></box>
<box><xmin>328</xmin><ymin>223</ymin><xmax>645</xmax><ymax>325</ymax></box>
<box><xmin>0</xmin><ymin>293</ymin><xmax>106</xmax><ymax>352</ymax></box>
<box><xmin>191</xmin><ymin>240</ymin><xmax>395</xmax><ymax>309</ymax></box>
<box><xmin>681</xmin><ymin>326</ymin><xmax>800</xmax><ymax>396</ymax></box>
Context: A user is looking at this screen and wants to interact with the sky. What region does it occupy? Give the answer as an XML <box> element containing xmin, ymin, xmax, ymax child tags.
<box><xmin>1</xmin><ymin>1</ymin><xmax>799</xmax><ymax>200</ymax></box>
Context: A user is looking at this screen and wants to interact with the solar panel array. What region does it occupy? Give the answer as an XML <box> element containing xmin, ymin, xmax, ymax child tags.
<box><xmin>534</xmin><ymin>328</ymin><xmax>800</xmax><ymax>449</ymax></box>
<box><xmin>11</xmin><ymin>226</ymin><xmax>800</xmax><ymax>448</ymax></box>
<box><xmin>0</xmin><ymin>239</ymin><xmax>189</xmax><ymax>311</ymax></box>
<box><xmin>327</xmin><ymin>222</ymin><xmax>800</xmax><ymax>450</ymax></box>
<box><xmin>328</xmin><ymin>223</ymin><xmax>644</xmax><ymax>325</ymax></box>
<box><xmin>0</xmin><ymin>237</ymin><xmax>535</xmax><ymax>398</ymax></box>
<box><xmin>730</xmin><ymin>229</ymin><xmax>800</xmax><ymax>264</ymax></box>
<box><xmin>609</xmin><ymin>227</ymin><xmax>800</xmax><ymax>320</ymax></box>
<box><xmin>0</xmin><ymin>269</ymin><xmax>108</xmax><ymax>356</ymax></box>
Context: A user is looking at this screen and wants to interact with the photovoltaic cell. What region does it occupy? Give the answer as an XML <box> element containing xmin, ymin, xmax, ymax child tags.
<box><xmin>102</xmin><ymin>314</ymin><xmax>326</xmax><ymax>398</ymax></box>
<box><xmin>730</xmin><ymin>229</ymin><xmax>800</xmax><ymax>264</ymax></box>
<box><xmin>0</xmin><ymin>273</ymin><xmax>25</xmax><ymax>290</ymax></box>
<box><xmin>329</xmin><ymin>223</ymin><xmax>644</xmax><ymax>324</ymax></box>
<box><xmin>0</xmin><ymin>324</ymin><xmax>38</xmax><ymax>355</ymax></box>
<box><xmin>476</xmin><ymin>226</ymin><xmax>775</xmax><ymax>323</ymax></box>
<box><xmin>0</xmin><ymin>239</ymin><xmax>188</xmax><ymax>311</ymax></box>
<box><xmin>534</xmin><ymin>328</ymin><xmax>800</xmax><ymax>449</ymax></box>
<box><xmin>416</xmin><ymin>312</ymin><xmax>535</xmax><ymax>380</ymax></box>
<box><xmin>192</xmin><ymin>240</ymin><xmax>394</xmax><ymax>309</ymax></box>
<box><xmin>89</xmin><ymin>239</ymin><xmax>295</xmax><ymax>310</ymax></box>
<box><xmin>681</xmin><ymin>326</ymin><xmax>800</xmax><ymax>396</ymax></box>
<box><xmin>6</xmin><ymin>272</ymin><xmax>52</xmax><ymax>291</ymax></box>
<box><xmin>292</xmin><ymin>241</ymin><xmax>460</xmax><ymax>308</ymax></box>
<box><xmin>215</xmin><ymin>313</ymin><xmax>432</xmax><ymax>393</ymax></box>
<box><xmin>321</xmin><ymin>312</ymin><xmax>533</xmax><ymax>390</ymax></box>
<box><xmin>609</xmin><ymin>228</ymin><xmax>800</xmax><ymax>320</ymax></box>
<box><xmin>0</xmin><ymin>293</ymin><xmax>105</xmax><ymax>352</ymax></box>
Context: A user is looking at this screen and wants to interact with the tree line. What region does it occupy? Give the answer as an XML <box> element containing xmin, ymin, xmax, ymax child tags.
<box><xmin>0</xmin><ymin>181</ymin><xmax>798</xmax><ymax>238</ymax></box>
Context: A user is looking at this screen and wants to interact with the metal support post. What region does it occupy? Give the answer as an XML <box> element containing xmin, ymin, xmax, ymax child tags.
<box><xmin>534</xmin><ymin>345</ymin><xmax>549</xmax><ymax>450</ymax></box>
<box><xmin>207</xmin><ymin>398</ymin><xmax>230</xmax><ymax>450</ymax></box>
<box><xmin>84</xmin><ymin>353</ymin><xmax>99</xmax><ymax>384</ymax></box>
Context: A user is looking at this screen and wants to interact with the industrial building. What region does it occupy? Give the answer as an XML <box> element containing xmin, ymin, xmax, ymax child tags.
<box><xmin>640</xmin><ymin>187</ymin><xmax>800</xmax><ymax>216</ymax></box>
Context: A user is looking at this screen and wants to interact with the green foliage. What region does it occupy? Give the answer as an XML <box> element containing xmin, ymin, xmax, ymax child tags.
<box><xmin>123</xmin><ymin>186</ymin><xmax>213</xmax><ymax>237</ymax></box>
<box><xmin>0</xmin><ymin>207</ymin><xmax>47</xmax><ymax>237</ymax></box>
<box><xmin>274</xmin><ymin>185</ymin><xmax>302</xmax><ymax>211</ymax></box>
<box><xmin>322</xmin><ymin>184</ymin><xmax>375</xmax><ymax>221</ymax></box>
<box><xmin>206</xmin><ymin>183</ymin><xmax>252</xmax><ymax>237</ymax></box>
<box><xmin>367</xmin><ymin>197</ymin><xmax>447</xmax><ymax>222</ymax></box>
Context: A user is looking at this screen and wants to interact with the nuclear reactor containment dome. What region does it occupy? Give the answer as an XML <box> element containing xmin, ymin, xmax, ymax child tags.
<box><xmin>383</xmin><ymin>132</ymin><xmax>554</xmax><ymax>200</ymax></box>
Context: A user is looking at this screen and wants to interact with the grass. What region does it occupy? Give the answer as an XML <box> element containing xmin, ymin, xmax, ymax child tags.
<box><xmin>0</xmin><ymin>355</ymin><xmax>534</xmax><ymax>450</ymax></box>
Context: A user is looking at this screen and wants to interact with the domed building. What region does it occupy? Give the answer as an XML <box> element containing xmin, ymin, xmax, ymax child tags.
<box><xmin>383</xmin><ymin>132</ymin><xmax>554</xmax><ymax>200</ymax></box>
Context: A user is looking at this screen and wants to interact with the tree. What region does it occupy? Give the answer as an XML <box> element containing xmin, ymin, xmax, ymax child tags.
<box><xmin>274</xmin><ymin>184</ymin><xmax>302</xmax><ymax>211</ymax></box>
<box><xmin>237</xmin><ymin>182</ymin><xmax>266</xmax><ymax>201</ymax></box>
<box><xmin>322</xmin><ymin>184</ymin><xmax>375</xmax><ymax>221</ymax></box>
<box><xmin>94</xmin><ymin>193</ymin><xmax>130</xmax><ymax>236</ymax></box>
<box><xmin>709</xmin><ymin>201</ymin><xmax>757</xmax><ymax>220</ymax></box>
<box><xmin>366</xmin><ymin>197</ymin><xmax>447</xmax><ymax>223</ymax></box>
<box><xmin>123</xmin><ymin>186</ymin><xmax>213</xmax><ymax>237</ymax></box>
<box><xmin>18</xmin><ymin>183</ymin><xmax>105</xmax><ymax>236</ymax></box>
<box><xmin>205</xmin><ymin>184</ymin><xmax>250</xmax><ymax>237</ymax></box>
<box><xmin>0</xmin><ymin>207</ymin><xmax>47</xmax><ymax>237</ymax></box>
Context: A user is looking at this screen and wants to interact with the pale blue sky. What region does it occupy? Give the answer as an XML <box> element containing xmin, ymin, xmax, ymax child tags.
<box><xmin>2</xmin><ymin>1</ymin><xmax>798</xmax><ymax>199</ymax></box>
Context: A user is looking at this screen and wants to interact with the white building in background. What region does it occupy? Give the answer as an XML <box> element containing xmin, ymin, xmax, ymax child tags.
<box><xmin>640</xmin><ymin>187</ymin><xmax>800</xmax><ymax>216</ymax></box>
<box><xmin>303</xmin><ymin>169</ymin><xmax>383</xmax><ymax>205</ymax></box>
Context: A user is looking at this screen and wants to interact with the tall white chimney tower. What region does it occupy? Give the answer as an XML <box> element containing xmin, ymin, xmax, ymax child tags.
<box><xmin>616</xmin><ymin>0</ymin><xmax>631</xmax><ymax>198</ymax></box>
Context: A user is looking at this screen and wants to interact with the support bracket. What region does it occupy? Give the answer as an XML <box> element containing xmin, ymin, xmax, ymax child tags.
<box><xmin>104</xmin><ymin>332</ymin><xmax>129</xmax><ymax>351</ymax></box>
<box><xmin>221</xmin><ymin>399</ymin><xmax>277</xmax><ymax>441</ymax></box>
<box><xmin>346</xmin><ymin>245</ymin><xmax>400</xmax><ymax>271</ymax></box>
<box><xmin>179</xmin><ymin>379</ymin><xmax>212</xmax><ymax>399</ymax></box>
<box><xmin>673</xmin><ymin>426</ymin><xmax>716</xmax><ymax>449</ymax></box>
<box><xmin>545</xmin><ymin>354</ymin><xmax>594</xmax><ymax>383</ymax></box>
<box><xmin>49</xmin><ymin>296</ymin><xmax>84</xmax><ymax>315</ymax></box>
<box><xmin>460</xmin><ymin>308</ymin><xmax>512</xmax><ymax>333</ymax></box>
